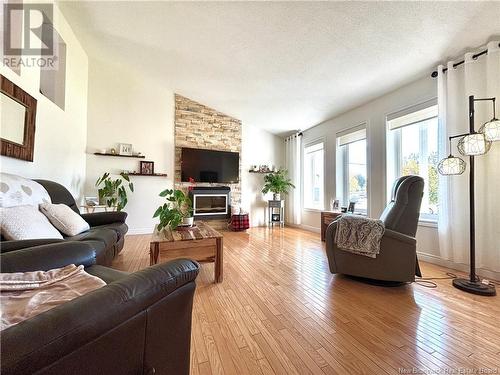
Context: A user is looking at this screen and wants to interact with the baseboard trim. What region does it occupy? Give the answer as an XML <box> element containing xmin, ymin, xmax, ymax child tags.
<box><xmin>127</xmin><ymin>227</ymin><xmax>154</xmax><ymax>235</ymax></box>
<box><xmin>286</xmin><ymin>223</ymin><xmax>321</xmax><ymax>233</ymax></box>
<box><xmin>417</xmin><ymin>251</ymin><xmax>500</xmax><ymax>281</ymax></box>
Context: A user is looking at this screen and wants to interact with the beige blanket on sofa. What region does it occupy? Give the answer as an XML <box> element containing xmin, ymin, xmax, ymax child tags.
<box><xmin>0</xmin><ymin>264</ymin><xmax>106</xmax><ymax>331</ymax></box>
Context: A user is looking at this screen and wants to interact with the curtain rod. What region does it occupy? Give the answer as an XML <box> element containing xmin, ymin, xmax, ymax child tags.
<box><xmin>431</xmin><ymin>42</ymin><xmax>500</xmax><ymax>78</ymax></box>
<box><xmin>284</xmin><ymin>132</ymin><xmax>303</xmax><ymax>141</ymax></box>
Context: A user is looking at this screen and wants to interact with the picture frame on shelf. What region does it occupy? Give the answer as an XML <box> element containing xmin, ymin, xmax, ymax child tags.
<box><xmin>140</xmin><ymin>161</ymin><xmax>154</xmax><ymax>175</ymax></box>
<box><xmin>333</xmin><ymin>199</ymin><xmax>339</xmax><ymax>210</ymax></box>
<box><xmin>348</xmin><ymin>202</ymin><xmax>356</xmax><ymax>213</ymax></box>
<box><xmin>118</xmin><ymin>143</ymin><xmax>133</xmax><ymax>156</ymax></box>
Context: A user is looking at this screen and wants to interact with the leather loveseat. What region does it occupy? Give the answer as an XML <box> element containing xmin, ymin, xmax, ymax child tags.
<box><xmin>1</xmin><ymin>179</ymin><xmax>128</xmax><ymax>266</ymax></box>
<box><xmin>0</xmin><ymin>241</ymin><xmax>200</xmax><ymax>375</ymax></box>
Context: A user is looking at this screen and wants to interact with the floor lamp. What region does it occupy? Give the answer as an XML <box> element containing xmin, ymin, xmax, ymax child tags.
<box><xmin>437</xmin><ymin>95</ymin><xmax>499</xmax><ymax>296</ymax></box>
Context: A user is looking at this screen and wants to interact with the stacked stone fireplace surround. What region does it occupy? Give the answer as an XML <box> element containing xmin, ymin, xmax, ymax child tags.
<box><xmin>174</xmin><ymin>94</ymin><xmax>242</xmax><ymax>230</ymax></box>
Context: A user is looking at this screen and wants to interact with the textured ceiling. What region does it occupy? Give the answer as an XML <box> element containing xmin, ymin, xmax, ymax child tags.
<box><xmin>58</xmin><ymin>1</ymin><xmax>500</xmax><ymax>135</ymax></box>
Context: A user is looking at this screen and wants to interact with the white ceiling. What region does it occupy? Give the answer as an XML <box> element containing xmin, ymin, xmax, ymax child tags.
<box><xmin>58</xmin><ymin>1</ymin><xmax>500</xmax><ymax>136</ymax></box>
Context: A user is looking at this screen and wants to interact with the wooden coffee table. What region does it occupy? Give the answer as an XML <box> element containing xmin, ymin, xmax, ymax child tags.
<box><xmin>150</xmin><ymin>221</ymin><xmax>223</xmax><ymax>283</ymax></box>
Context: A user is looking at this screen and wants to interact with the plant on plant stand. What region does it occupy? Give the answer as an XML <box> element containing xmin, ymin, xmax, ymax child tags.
<box><xmin>153</xmin><ymin>189</ymin><xmax>194</xmax><ymax>231</ymax></box>
<box><xmin>261</xmin><ymin>169</ymin><xmax>295</xmax><ymax>200</ymax></box>
<box><xmin>95</xmin><ymin>172</ymin><xmax>134</xmax><ymax>211</ymax></box>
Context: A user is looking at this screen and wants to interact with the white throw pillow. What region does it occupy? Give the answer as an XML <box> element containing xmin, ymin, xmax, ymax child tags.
<box><xmin>0</xmin><ymin>205</ymin><xmax>63</xmax><ymax>240</ymax></box>
<box><xmin>39</xmin><ymin>203</ymin><xmax>90</xmax><ymax>236</ymax></box>
<box><xmin>0</xmin><ymin>173</ymin><xmax>52</xmax><ymax>208</ymax></box>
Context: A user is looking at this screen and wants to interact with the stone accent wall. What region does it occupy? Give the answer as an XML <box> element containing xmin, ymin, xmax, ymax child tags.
<box><xmin>174</xmin><ymin>94</ymin><xmax>242</xmax><ymax>209</ymax></box>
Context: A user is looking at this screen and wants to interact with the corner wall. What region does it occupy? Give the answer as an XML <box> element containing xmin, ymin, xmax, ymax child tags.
<box><xmin>0</xmin><ymin>2</ymin><xmax>88</xmax><ymax>198</ymax></box>
<box><xmin>84</xmin><ymin>59</ymin><xmax>175</xmax><ymax>234</ymax></box>
<box><xmin>241</xmin><ymin>125</ymin><xmax>284</xmax><ymax>226</ymax></box>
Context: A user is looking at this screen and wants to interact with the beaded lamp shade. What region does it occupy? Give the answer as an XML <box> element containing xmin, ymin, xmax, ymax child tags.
<box><xmin>457</xmin><ymin>133</ymin><xmax>492</xmax><ymax>156</ymax></box>
<box><xmin>437</xmin><ymin>156</ymin><xmax>466</xmax><ymax>175</ymax></box>
<box><xmin>479</xmin><ymin>118</ymin><xmax>500</xmax><ymax>141</ymax></box>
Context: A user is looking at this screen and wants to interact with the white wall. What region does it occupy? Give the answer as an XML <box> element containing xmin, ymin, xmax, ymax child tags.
<box><xmin>301</xmin><ymin>75</ymin><xmax>440</xmax><ymax>257</ymax></box>
<box><xmin>84</xmin><ymin>59</ymin><xmax>175</xmax><ymax>234</ymax></box>
<box><xmin>0</xmin><ymin>3</ymin><xmax>88</xmax><ymax>198</ymax></box>
<box><xmin>85</xmin><ymin>59</ymin><xmax>284</xmax><ymax>233</ymax></box>
<box><xmin>241</xmin><ymin>125</ymin><xmax>284</xmax><ymax>226</ymax></box>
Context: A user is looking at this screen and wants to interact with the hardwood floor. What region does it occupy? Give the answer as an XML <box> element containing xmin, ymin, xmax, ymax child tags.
<box><xmin>112</xmin><ymin>226</ymin><xmax>500</xmax><ymax>375</ymax></box>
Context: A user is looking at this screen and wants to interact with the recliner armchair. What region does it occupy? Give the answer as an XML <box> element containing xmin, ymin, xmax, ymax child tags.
<box><xmin>325</xmin><ymin>175</ymin><xmax>424</xmax><ymax>282</ymax></box>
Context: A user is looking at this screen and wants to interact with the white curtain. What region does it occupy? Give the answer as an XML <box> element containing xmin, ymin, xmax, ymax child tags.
<box><xmin>285</xmin><ymin>133</ymin><xmax>302</xmax><ymax>225</ymax></box>
<box><xmin>437</xmin><ymin>40</ymin><xmax>500</xmax><ymax>274</ymax></box>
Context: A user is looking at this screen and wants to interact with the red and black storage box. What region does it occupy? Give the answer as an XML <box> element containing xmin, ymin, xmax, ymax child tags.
<box><xmin>230</xmin><ymin>213</ymin><xmax>250</xmax><ymax>231</ymax></box>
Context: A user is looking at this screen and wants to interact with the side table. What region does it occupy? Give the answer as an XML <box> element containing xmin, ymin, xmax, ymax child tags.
<box><xmin>321</xmin><ymin>211</ymin><xmax>342</xmax><ymax>241</ymax></box>
<box><xmin>80</xmin><ymin>204</ymin><xmax>117</xmax><ymax>214</ymax></box>
<box><xmin>268</xmin><ymin>200</ymin><xmax>285</xmax><ymax>227</ymax></box>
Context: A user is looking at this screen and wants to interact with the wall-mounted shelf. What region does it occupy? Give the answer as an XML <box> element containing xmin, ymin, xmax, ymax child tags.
<box><xmin>93</xmin><ymin>152</ymin><xmax>145</xmax><ymax>159</ymax></box>
<box><xmin>248</xmin><ymin>170</ymin><xmax>272</xmax><ymax>174</ymax></box>
<box><xmin>128</xmin><ymin>172</ymin><xmax>168</xmax><ymax>177</ymax></box>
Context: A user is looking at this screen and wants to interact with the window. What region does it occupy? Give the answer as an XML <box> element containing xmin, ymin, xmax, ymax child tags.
<box><xmin>387</xmin><ymin>101</ymin><xmax>438</xmax><ymax>221</ymax></box>
<box><xmin>303</xmin><ymin>142</ymin><xmax>324</xmax><ymax>210</ymax></box>
<box><xmin>336</xmin><ymin>125</ymin><xmax>367</xmax><ymax>214</ymax></box>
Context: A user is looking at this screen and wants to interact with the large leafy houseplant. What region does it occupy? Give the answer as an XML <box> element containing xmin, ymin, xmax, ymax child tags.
<box><xmin>95</xmin><ymin>172</ymin><xmax>134</xmax><ymax>211</ymax></box>
<box><xmin>153</xmin><ymin>189</ymin><xmax>193</xmax><ymax>231</ymax></box>
<box><xmin>261</xmin><ymin>169</ymin><xmax>295</xmax><ymax>200</ymax></box>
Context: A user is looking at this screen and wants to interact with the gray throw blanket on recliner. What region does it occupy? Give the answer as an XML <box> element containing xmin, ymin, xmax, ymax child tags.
<box><xmin>334</xmin><ymin>214</ymin><xmax>385</xmax><ymax>258</ymax></box>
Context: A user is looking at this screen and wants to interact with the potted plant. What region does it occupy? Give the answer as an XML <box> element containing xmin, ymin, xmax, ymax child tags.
<box><xmin>153</xmin><ymin>189</ymin><xmax>193</xmax><ymax>230</ymax></box>
<box><xmin>95</xmin><ymin>172</ymin><xmax>134</xmax><ymax>211</ymax></box>
<box><xmin>261</xmin><ymin>169</ymin><xmax>295</xmax><ymax>201</ymax></box>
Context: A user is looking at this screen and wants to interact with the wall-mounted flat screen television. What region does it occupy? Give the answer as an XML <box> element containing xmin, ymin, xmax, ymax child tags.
<box><xmin>181</xmin><ymin>147</ymin><xmax>239</xmax><ymax>183</ymax></box>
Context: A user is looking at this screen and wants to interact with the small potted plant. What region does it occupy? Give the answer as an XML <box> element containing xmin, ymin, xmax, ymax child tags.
<box><xmin>261</xmin><ymin>169</ymin><xmax>295</xmax><ymax>201</ymax></box>
<box><xmin>153</xmin><ymin>189</ymin><xmax>193</xmax><ymax>230</ymax></box>
<box><xmin>95</xmin><ymin>172</ymin><xmax>134</xmax><ymax>211</ymax></box>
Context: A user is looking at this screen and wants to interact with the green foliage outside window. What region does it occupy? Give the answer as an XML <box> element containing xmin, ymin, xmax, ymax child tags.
<box><xmin>401</xmin><ymin>152</ymin><xmax>439</xmax><ymax>211</ymax></box>
<box><xmin>349</xmin><ymin>174</ymin><xmax>366</xmax><ymax>193</ymax></box>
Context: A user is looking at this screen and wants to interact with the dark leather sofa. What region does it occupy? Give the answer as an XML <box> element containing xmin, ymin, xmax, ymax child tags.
<box><xmin>0</xmin><ymin>242</ymin><xmax>200</xmax><ymax>375</ymax></box>
<box><xmin>1</xmin><ymin>179</ymin><xmax>128</xmax><ymax>266</ymax></box>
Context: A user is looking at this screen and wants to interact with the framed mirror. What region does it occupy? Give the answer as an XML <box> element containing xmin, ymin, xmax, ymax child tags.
<box><xmin>1</xmin><ymin>75</ymin><xmax>37</xmax><ymax>162</ymax></box>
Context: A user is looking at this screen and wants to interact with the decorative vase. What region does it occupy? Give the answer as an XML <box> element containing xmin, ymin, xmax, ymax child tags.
<box><xmin>99</xmin><ymin>196</ymin><xmax>110</xmax><ymax>206</ymax></box>
<box><xmin>182</xmin><ymin>217</ymin><xmax>194</xmax><ymax>226</ymax></box>
<box><xmin>99</xmin><ymin>194</ymin><xmax>116</xmax><ymax>207</ymax></box>
<box><xmin>273</xmin><ymin>193</ymin><xmax>281</xmax><ymax>201</ymax></box>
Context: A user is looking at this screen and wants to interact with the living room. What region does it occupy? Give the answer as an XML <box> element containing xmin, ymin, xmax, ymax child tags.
<box><xmin>1</xmin><ymin>1</ymin><xmax>499</xmax><ymax>374</ymax></box>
